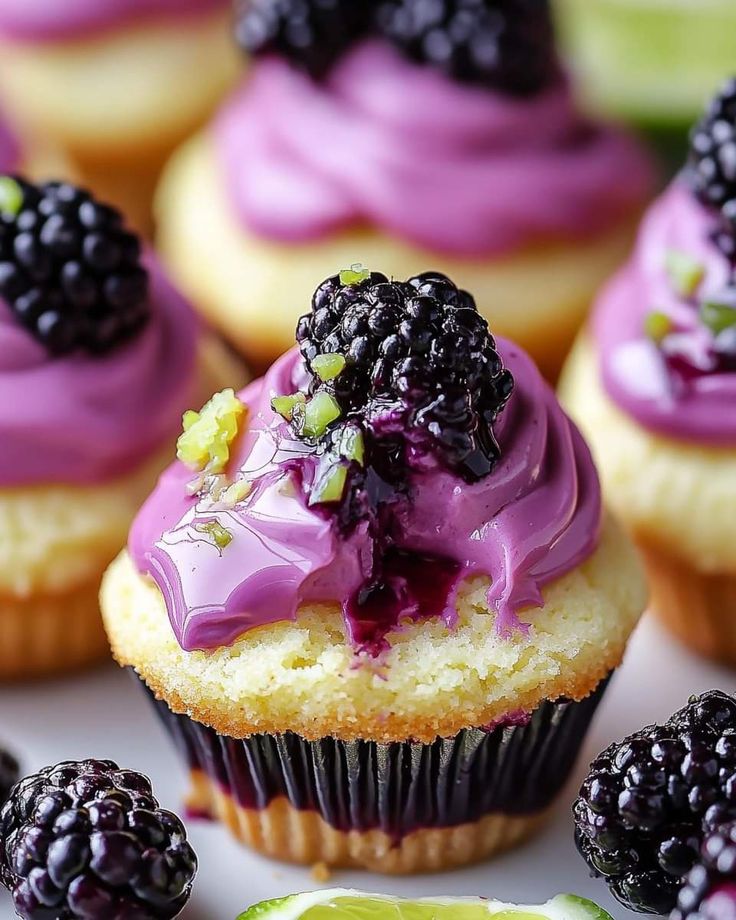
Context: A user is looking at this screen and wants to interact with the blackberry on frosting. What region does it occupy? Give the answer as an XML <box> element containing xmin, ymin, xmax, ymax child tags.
<box><xmin>673</xmin><ymin>822</ymin><xmax>736</xmax><ymax>920</ymax></box>
<box><xmin>574</xmin><ymin>691</ymin><xmax>736</xmax><ymax>915</ymax></box>
<box><xmin>293</xmin><ymin>267</ymin><xmax>514</xmax><ymax>485</ymax></box>
<box><xmin>0</xmin><ymin>177</ymin><xmax>149</xmax><ymax>356</ymax></box>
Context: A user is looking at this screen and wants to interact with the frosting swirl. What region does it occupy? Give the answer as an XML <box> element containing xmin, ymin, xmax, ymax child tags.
<box><xmin>215</xmin><ymin>41</ymin><xmax>653</xmax><ymax>257</ymax></box>
<box><xmin>0</xmin><ymin>0</ymin><xmax>228</xmax><ymax>41</ymax></box>
<box><xmin>130</xmin><ymin>340</ymin><xmax>601</xmax><ymax>652</ymax></box>
<box><xmin>0</xmin><ymin>257</ymin><xmax>200</xmax><ymax>485</ymax></box>
<box><xmin>595</xmin><ymin>182</ymin><xmax>736</xmax><ymax>444</ymax></box>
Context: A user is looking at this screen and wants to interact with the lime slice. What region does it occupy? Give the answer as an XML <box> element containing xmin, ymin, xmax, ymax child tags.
<box><xmin>237</xmin><ymin>889</ymin><xmax>613</xmax><ymax>920</ymax></box>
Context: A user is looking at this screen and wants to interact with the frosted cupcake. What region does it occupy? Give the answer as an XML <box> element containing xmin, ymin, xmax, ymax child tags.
<box><xmin>156</xmin><ymin>0</ymin><xmax>654</xmax><ymax>379</ymax></box>
<box><xmin>0</xmin><ymin>176</ymin><xmax>243</xmax><ymax>680</ymax></box>
<box><xmin>102</xmin><ymin>268</ymin><xmax>646</xmax><ymax>873</ymax></box>
<box><xmin>560</xmin><ymin>80</ymin><xmax>736</xmax><ymax>665</ymax></box>
<box><xmin>0</xmin><ymin>0</ymin><xmax>239</xmax><ymax>231</ymax></box>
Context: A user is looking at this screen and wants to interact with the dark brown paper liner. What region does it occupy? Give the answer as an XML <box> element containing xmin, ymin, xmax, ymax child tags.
<box><xmin>640</xmin><ymin>540</ymin><xmax>736</xmax><ymax>666</ymax></box>
<box><xmin>140</xmin><ymin>675</ymin><xmax>609</xmax><ymax>871</ymax></box>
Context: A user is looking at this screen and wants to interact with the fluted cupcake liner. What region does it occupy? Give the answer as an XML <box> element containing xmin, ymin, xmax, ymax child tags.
<box><xmin>641</xmin><ymin>541</ymin><xmax>736</xmax><ymax>666</ymax></box>
<box><xmin>140</xmin><ymin>675</ymin><xmax>609</xmax><ymax>870</ymax></box>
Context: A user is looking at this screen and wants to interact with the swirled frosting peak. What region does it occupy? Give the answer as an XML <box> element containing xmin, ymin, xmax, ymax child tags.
<box><xmin>215</xmin><ymin>41</ymin><xmax>654</xmax><ymax>256</ymax></box>
<box><xmin>130</xmin><ymin>340</ymin><xmax>602</xmax><ymax>654</ymax></box>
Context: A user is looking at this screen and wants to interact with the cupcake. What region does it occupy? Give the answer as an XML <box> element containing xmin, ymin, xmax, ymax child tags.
<box><xmin>156</xmin><ymin>0</ymin><xmax>654</xmax><ymax>380</ymax></box>
<box><xmin>0</xmin><ymin>176</ymin><xmax>244</xmax><ymax>680</ymax></box>
<box><xmin>560</xmin><ymin>79</ymin><xmax>736</xmax><ymax>667</ymax></box>
<box><xmin>102</xmin><ymin>268</ymin><xmax>646</xmax><ymax>873</ymax></box>
<box><xmin>556</xmin><ymin>0</ymin><xmax>736</xmax><ymax>141</ymax></box>
<box><xmin>0</xmin><ymin>0</ymin><xmax>239</xmax><ymax>231</ymax></box>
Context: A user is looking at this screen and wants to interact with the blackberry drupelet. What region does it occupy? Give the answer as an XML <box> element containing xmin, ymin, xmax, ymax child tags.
<box><xmin>374</xmin><ymin>0</ymin><xmax>558</xmax><ymax>95</ymax></box>
<box><xmin>295</xmin><ymin>268</ymin><xmax>514</xmax><ymax>483</ymax></box>
<box><xmin>673</xmin><ymin>822</ymin><xmax>736</xmax><ymax>920</ymax></box>
<box><xmin>0</xmin><ymin>177</ymin><xmax>149</xmax><ymax>356</ymax></box>
<box><xmin>574</xmin><ymin>691</ymin><xmax>736</xmax><ymax>915</ymax></box>
<box><xmin>234</xmin><ymin>0</ymin><xmax>372</xmax><ymax>78</ymax></box>
<box><xmin>0</xmin><ymin>759</ymin><xmax>197</xmax><ymax>920</ymax></box>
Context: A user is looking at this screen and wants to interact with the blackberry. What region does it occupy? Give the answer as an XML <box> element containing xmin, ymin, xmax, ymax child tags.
<box><xmin>294</xmin><ymin>268</ymin><xmax>514</xmax><ymax>483</ymax></box>
<box><xmin>234</xmin><ymin>0</ymin><xmax>372</xmax><ymax>78</ymax></box>
<box><xmin>574</xmin><ymin>691</ymin><xmax>736</xmax><ymax>915</ymax></box>
<box><xmin>0</xmin><ymin>759</ymin><xmax>197</xmax><ymax>919</ymax></box>
<box><xmin>374</xmin><ymin>0</ymin><xmax>558</xmax><ymax>95</ymax></box>
<box><xmin>0</xmin><ymin>177</ymin><xmax>149</xmax><ymax>356</ymax></box>
<box><xmin>673</xmin><ymin>822</ymin><xmax>736</xmax><ymax>920</ymax></box>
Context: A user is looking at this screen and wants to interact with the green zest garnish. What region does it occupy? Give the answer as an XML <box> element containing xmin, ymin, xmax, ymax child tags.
<box><xmin>0</xmin><ymin>177</ymin><xmax>23</xmax><ymax>217</ymax></box>
<box><xmin>271</xmin><ymin>392</ymin><xmax>306</xmax><ymax>422</ymax></box>
<box><xmin>645</xmin><ymin>309</ymin><xmax>674</xmax><ymax>343</ymax></box>
<box><xmin>194</xmin><ymin>520</ymin><xmax>233</xmax><ymax>550</ymax></box>
<box><xmin>312</xmin><ymin>353</ymin><xmax>346</xmax><ymax>381</ymax></box>
<box><xmin>176</xmin><ymin>389</ymin><xmax>246</xmax><ymax>474</ymax></box>
<box><xmin>220</xmin><ymin>479</ymin><xmax>252</xmax><ymax>506</ymax></box>
<box><xmin>309</xmin><ymin>463</ymin><xmax>349</xmax><ymax>505</ymax></box>
<box><xmin>302</xmin><ymin>392</ymin><xmax>342</xmax><ymax>438</ymax></box>
<box><xmin>665</xmin><ymin>249</ymin><xmax>705</xmax><ymax>298</ymax></box>
<box><xmin>337</xmin><ymin>424</ymin><xmax>365</xmax><ymax>465</ymax></box>
<box><xmin>700</xmin><ymin>295</ymin><xmax>736</xmax><ymax>334</ymax></box>
<box><xmin>339</xmin><ymin>262</ymin><xmax>370</xmax><ymax>286</ymax></box>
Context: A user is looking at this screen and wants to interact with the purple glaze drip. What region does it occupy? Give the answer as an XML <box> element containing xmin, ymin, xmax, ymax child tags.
<box><xmin>146</xmin><ymin>677</ymin><xmax>609</xmax><ymax>838</ymax></box>
<box><xmin>0</xmin><ymin>256</ymin><xmax>201</xmax><ymax>485</ymax></box>
<box><xmin>595</xmin><ymin>182</ymin><xmax>736</xmax><ymax>444</ymax></box>
<box><xmin>130</xmin><ymin>339</ymin><xmax>602</xmax><ymax>653</ymax></box>
<box><xmin>0</xmin><ymin>0</ymin><xmax>228</xmax><ymax>41</ymax></box>
<box><xmin>215</xmin><ymin>41</ymin><xmax>654</xmax><ymax>257</ymax></box>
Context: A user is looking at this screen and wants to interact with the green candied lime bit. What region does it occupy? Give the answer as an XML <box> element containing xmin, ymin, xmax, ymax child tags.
<box><xmin>0</xmin><ymin>177</ymin><xmax>23</xmax><ymax>217</ymax></box>
<box><xmin>337</xmin><ymin>425</ymin><xmax>365</xmax><ymax>465</ymax></box>
<box><xmin>644</xmin><ymin>309</ymin><xmax>673</xmax><ymax>343</ymax></box>
<box><xmin>271</xmin><ymin>392</ymin><xmax>306</xmax><ymax>421</ymax></box>
<box><xmin>302</xmin><ymin>391</ymin><xmax>341</xmax><ymax>438</ymax></box>
<box><xmin>665</xmin><ymin>249</ymin><xmax>705</xmax><ymax>298</ymax></box>
<box><xmin>194</xmin><ymin>520</ymin><xmax>233</xmax><ymax>550</ymax></box>
<box><xmin>309</xmin><ymin>463</ymin><xmax>348</xmax><ymax>505</ymax></box>
<box><xmin>339</xmin><ymin>262</ymin><xmax>370</xmax><ymax>286</ymax></box>
<box><xmin>312</xmin><ymin>353</ymin><xmax>346</xmax><ymax>381</ymax></box>
<box><xmin>700</xmin><ymin>296</ymin><xmax>736</xmax><ymax>334</ymax></box>
<box><xmin>220</xmin><ymin>479</ymin><xmax>252</xmax><ymax>506</ymax></box>
<box><xmin>176</xmin><ymin>388</ymin><xmax>246</xmax><ymax>473</ymax></box>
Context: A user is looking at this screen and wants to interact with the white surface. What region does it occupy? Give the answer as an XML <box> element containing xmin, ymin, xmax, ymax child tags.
<box><xmin>0</xmin><ymin>615</ymin><xmax>733</xmax><ymax>920</ymax></box>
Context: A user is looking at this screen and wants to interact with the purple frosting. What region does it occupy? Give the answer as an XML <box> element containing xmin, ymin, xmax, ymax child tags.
<box><xmin>0</xmin><ymin>257</ymin><xmax>201</xmax><ymax>486</ymax></box>
<box><xmin>215</xmin><ymin>41</ymin><xmax>654</xmax><ymax>257</ymax></box>
<box><xmin>0</xmin><ymin>0</ymin><xmax>228</xmax><ymax>41</ymax></box>
<box><xmin>130</xmin><ymin>340</ymin><xmax>602</xmax><ymax>653</ymax></box>
<box><xmin>594</xmin><ymin>182</ymin><xmax>736</xmax><ymax>444</ymax></box>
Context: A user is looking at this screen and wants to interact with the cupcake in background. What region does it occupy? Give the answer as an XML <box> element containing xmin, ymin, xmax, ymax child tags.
<box><xmin>0</xmin><ymin>0</ymin><xmax>239</xmax><ymax>232</ymax></box>
<box><xmin>156</xmin><ymin>0</ymin><xmax>654</xmax><ymax>379</ymax></box>
<box><xmin>0</xmin><ymin>176</ymin><xmax>244</xmax><ymax>680</ymax></box>
<box><xmin>102</xmin><ymin>268</ymin><xmax>646</xmax><ymax>872</ymax></box>
<box><xmin>560</xmin><ymin>79</ymin><xmax>736</xmax><ymax>666</ymax></box>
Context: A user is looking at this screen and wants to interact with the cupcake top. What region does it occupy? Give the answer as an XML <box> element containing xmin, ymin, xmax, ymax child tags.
<box><xmin>130</xmin><ymin>269</ymin><xmax>601</xmax><ymax>655</ymax></box>
<box><xmin>0</xmin><ymin>177</ymin><xmax>201</xmax><ymax>485</ymax></box>
<box><xmin>0</xmin><ymin>0</ymin><xmax>227</xmax><ymax>41</ymax></box>
<box><xmin>216</xmin><ymin>0</ymin><xmax>653</xmax><ymax>256</ymax></box>
<box><xmin>593</xmin><ymin>78</ymin><xmax>736</xmax><ymax>445</ymax></box>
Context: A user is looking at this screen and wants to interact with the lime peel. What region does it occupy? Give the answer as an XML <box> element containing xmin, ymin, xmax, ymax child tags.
<box><xmin>176</xmin><ymin>389</ymin><xmax>246</xmax><ymax>474</ymax></box>
<box><xmin>0</xmin><ymin>176</ymin><xmax>23</xmax><ymax>217</ymax></box>
<box><xmin>312</xmin><ymin>353</ymin><xmax>346</xmax><ymax>381</ymax></box>
<box><xmin>339</xmin><ymin>262</ymin><xmax>370</xmax><ymax>286</ymax></box>
<box><xmin>271</xmin><ymin>392</ymin><xmax>306</xmax><ymax>422</ymax></box>
<box><xmin>302</xmin><ymin>392</ymin><xmax>341</xmax><ymax>438</ymax></box>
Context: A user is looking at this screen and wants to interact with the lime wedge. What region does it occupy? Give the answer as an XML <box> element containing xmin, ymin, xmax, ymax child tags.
<box><xmin>237</xmin><ymin>889</ymin><xmax>613</xmax><ymax>920</ymax></box>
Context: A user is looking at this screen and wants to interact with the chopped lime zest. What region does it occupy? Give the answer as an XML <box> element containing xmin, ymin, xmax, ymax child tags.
<box><xmin>309</xmin><ymin>463</ymin><xmax>348</xmax><ymax>505</ymax></box>
<box><xmin>302</xmin><ymin>392</ymin><xmax>341</xmax><ymax>438</ymax></box>
<box><xmin>644</xmin><ymin>309</ymin><xmax>673</xmax><ymax>343</ymax></box>
<box><xmin>0</xmin><ymin>177</ymin><xmax>23</xmax><ymax>217</ymax></box>
<box><xmin>700</xmin><ymin>296</ymin><xmax>736</xmax><ymax>334</ymax></box>
<box><xmin>337</xmin><ymin>425</ymin><xmax>365</xmax><ymax>465</ymax></box>
<box><xmin>221</xmin><ymin>479</ymin><xmax>252</xmax><ymax>506</ymax></box>
<box><xmin>176</xmin><ymin>389</ymin><xmax>246</xmax><ymax>474</ymax></box>
<box><xmin>271</xmin><ymin>392</ymin><xmax>306</xmax><ymax>422</ymax></box>
<box><xmin>339</xmin><ymin>262</ymin><xmax>370</xmax><ymax>286</ymax></box>
<box><xmin>665</xmin><ymin>249</ymin><xmax>705</xmax><ymax>298</ymax></box>
<box><xmin>194</xmin><ymin>520</ymin><xmax>233</xmax><ymax>550</ymax></box>
<box><xmin>312</xmin><ymin>353</ymin><xmax>346</xmax><ymax>381</ymax></box>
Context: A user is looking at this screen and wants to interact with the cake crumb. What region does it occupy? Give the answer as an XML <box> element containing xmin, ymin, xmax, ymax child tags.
<box><xmin>311</xmin><ymin>861</ymin><xmax>331</xmax><ymax>882</ymax></box>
